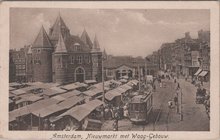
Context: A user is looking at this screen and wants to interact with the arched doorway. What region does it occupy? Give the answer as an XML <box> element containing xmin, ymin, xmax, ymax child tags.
<box><xmin>75</xmin><ymin>67</ymin><xmax>85</xmax><ymax>82</ymax></box>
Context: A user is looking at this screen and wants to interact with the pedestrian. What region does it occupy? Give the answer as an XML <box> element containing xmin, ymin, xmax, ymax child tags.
<box><xmin>201</xmin><ymin>78</ymin><xmax>203</xmax><ymax>86</ymax></box>
<box><xmin>176</xmin><ymin>83</ymin><xmax>180</xmax><ymax>90</ymax></box>
<box><xmin>174</xmin><ymin>96</ymin><xmax>178</xmax><ymax>105</ymax></box>
<box><xmin>174</xmin><ymin>76</ymin><xmax>176</xmax><ymax>83</ymax></box>
<box><xmin>113</xmin><ymin>119</ymin><xmax>118</xmax><ymax>131</ymax></box>
<box><xmin>168</xmin><ymin>100</ymin><xmax>173</xmax><ymax>109</ymax></box>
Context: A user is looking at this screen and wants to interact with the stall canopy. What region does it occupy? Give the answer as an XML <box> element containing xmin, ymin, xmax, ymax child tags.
<box><xmin>9</xmin><ymin>98</ymin><xmax>60</xmax><ymax>122</ymax></box>
<box><xmin>22</xmin><ymin>94</ymin><xmax>43</xmax><ymax>102</ymax></box>
<box><xmin>9</xmin><ymin>82</ymin><xmax>22</xmax><ymax>87</ymax></box>
<box><xmin>9</xmin><ymin>99</ymin><xmax>14</xmax><ymax>104</ymax></box>
<box><xmin>59</xmin><ymin>99</ymin><xmax>103</xmax><ymax>122</ymax></box>
<box><xmin>51</xmin><ymin>95</ymin><xmax>66</xmax><ymax>102</ymax></box>
<box><xmin>32</xmin><ymin>104</ymin><xmax>65</xmax><ymax>118</ymax></box>
<box><xmin>105</xmin><ymin>90</ymin><xmax>122</xmax><ymax>101</ymax></box>
<box><xmin>75</xmin><ymin>82</ymin><xmax>88</xmax><ymax>88</ymax></box>
<box><xmin>60</xmin><ymin>83</ymin><xmax>80</xmax><ymax>91</ymax></box>
<box><xmin>110</xmin><ymin>80</ymin><xmax>121</xmax><ymax>85</ymax></box>
<box><xmin>59</xmin><ymin>90</ymin><xmax>81</xmax><ymax>98</ymax></box>
<box><xmin>119</xmin><ymin>79</ymin><xmax>127</xmax><ymax>83</ymax></box>
<box><xmin>9</xmin><ymin>87</ymin><xmax>16</xmax><ymax>91</ymax></box>
<box><xmin>83</xmin><ymin>88</ymin><xmax>103</xmax><ymax>97</ymax></box>
<box><xmin>84</xmin><ymin>80</ymin><xmax>97</xmax><ymax>84</ymax></box>
<box><xmin>50</xmin><ymin>87</ymin><xmax>67</xmax><ymax>93</ymax></box>
<box><xmin>120</xmin><ymin>84</ymin><xmax>132</xmax><ymax>91</ymax></box>
<box><xmin>199</xmin><ymin>71</ymin><xmax>208</xmax><ymax>77</ymax></box>
<box><xmin>194</xmin><ymin>68</ymin><xmax>202</xmax><ymax>76</ymax></box>
<box><xmin>10</xmin><ymin>89</ymin><xmax>26</xmax><ymax>96</ymax></box>
<box><xmin>57</xmin><ymin>96</ymin><xmax>85</xmax><ymax>109</ymax></box>
<box><xmin>129</xmin><ymin>80</ymin><xmax>139</xmax><ymax>85</ymax></box>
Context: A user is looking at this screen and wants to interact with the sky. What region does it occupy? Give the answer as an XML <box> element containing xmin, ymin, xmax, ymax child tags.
<box><xmin>10</xmin><ymin>8</ymin><xmax>210</xmax><ymax>57</ymax></box>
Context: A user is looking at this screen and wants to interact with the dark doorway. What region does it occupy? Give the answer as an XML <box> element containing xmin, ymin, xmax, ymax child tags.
<box><xmin>75</xmin><ymin>67</ymin><xmax>85</xmax><ymax>82</ymax></box>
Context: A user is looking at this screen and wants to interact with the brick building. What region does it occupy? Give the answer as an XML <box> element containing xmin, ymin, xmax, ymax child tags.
<box><xmin>159</xmin><ymin>43</ymin><xmax>174</xmax><ymax>71</ymax></box>
<box><xmin>146</xmin><ymin>30</ymin><xmax>210</xmax><ymax>82</ymax></box>
<box><xmin>104</xmin><ymin>56</ymin><xmax>146</xmax><ymax>80</ymax></box>
<box><xmin>9</xmin><ymin>46</ymin><xmax>30</xmax><ymax>82</ymax></box>
<box><xmin>197</xmin><ymin>30</ymin><xmax>210</xmax><ymax>81</ymax></box>
<box><xmin>10</xmin><ymin>14</ymin><xmax>102</xmax><ymax>84</ymax></box>
<box><xmin>145</xmin><ymin>51</ymin><xmax>160</xmax><ymax>76</ymax></box>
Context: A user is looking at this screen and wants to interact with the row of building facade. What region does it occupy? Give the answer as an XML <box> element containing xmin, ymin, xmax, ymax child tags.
<box><xmin>9</xmin><ymin>13</ymin><xmax>210</xmax><ymax>83</ymax></box>
<box><xmin>145</xmin><ymin>30</ymin><xmax>210</xmax><ymax>81</ymax></box>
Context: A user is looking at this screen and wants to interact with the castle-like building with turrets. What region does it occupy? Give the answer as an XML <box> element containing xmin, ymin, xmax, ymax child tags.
<box><xmin>10</xmin><ymin>14</ymin><xmax>103</xmax><ymax>84</ymax></box>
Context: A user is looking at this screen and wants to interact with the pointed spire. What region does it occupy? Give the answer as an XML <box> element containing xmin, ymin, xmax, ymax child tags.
<box><xmin>50</xmin><ymin>13</ymin><xmax>69</xmax><ymax>41</ymax></box>
<box><xmin>93</xmin><ymin>34</ymin><xmax>100</xmax><ymax>50</ymax></box>
<box><xmin>81</xmin><ymin>28</ymin><xmax>93</xmax><ymax>48</ymax></box>
<box><xmin>103</xmin><ymin>48</ymin><xmax>107</xmax><ymax>60</ymax></box>
<box><xmin>33</xmin><ymin>25</ymin><xmax>52</xmax><ymax>48</ymax></box>
<box><xmin>55</xmin><ymin>33</ymin><xmax>67</xmax><ymax>53</ymax></box>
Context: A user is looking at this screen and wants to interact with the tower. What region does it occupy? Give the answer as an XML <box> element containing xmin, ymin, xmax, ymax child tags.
<box><xmin>26</xmin><ymin>45</ymin><xmax>33</xmax><ymax>82</ymax></box>
<box><xmin>54</xmin><ymin>33</ymin><xmax>69</xmax><ymax>84</ymax></box>
<box><xmin>49</xmin><ymin>13</ymin><xmax>70</xmax><ymax>46</ymax></box>
<box><xmin>91</xmin><ymin>35</ymin><xmax>102</xmax><ymax>82</ymax></box>
<box><xmin>32</xmin><ymin>26</ymin><xmax>53</xmax><ymax>82</ymax></box>
<box><xmin>81</xmin><ymin>29</ymin><xmax>93</xmax><ymax>49</ymax></box>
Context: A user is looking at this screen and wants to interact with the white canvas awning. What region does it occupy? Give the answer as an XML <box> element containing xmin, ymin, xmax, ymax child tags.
<box><xmin>199</xmin><ymin>71</ymin><xmax>208</xmax><ymax>77</ymax></box>
<box><xmin>194</xmin><ymin>68</ymin><xmax>202</xmax><ymax>76</ymax></box>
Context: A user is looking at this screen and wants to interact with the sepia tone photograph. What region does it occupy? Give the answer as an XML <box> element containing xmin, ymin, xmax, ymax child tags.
<box><xmin>8</xmin><ymin>8</ymin><xmax>211</xmax><ymax>132</ymax></box>
<box><xmin>0</xmin><ymin>1</ymin><xmax>219</xmax><ymax>140</ymax></box>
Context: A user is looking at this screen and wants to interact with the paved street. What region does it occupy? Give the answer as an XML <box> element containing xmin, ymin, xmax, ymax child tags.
<box><xmin>101</xmin><ymin>78</ymin><xmax>210</xmax><ymax>131</ymax></box>
<box><xmin>167</xmin><ymin>79</ymin><xmax>210</xmax><ymax>131</ymax></box>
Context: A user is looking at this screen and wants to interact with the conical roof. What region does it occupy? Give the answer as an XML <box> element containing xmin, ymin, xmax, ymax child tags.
<box><xmin>50</xmin><ymin>13</ymin><xmax>69</xmax><ymax>41</ymax></box>
<box><xmin>102</xmin><ymin>49</ymin><xmax>107</xmax><ymax>60</ymax></box>
<box><xmin>93</xmin><ymin>35</ymin><xmax>100</xmax><ymax>50</ymax></box>
<box><xmin>81</xmin><ymin>29</ymin><xmax>93</xmax><ymax>48</ymax></box>
<box><xmin>103</xmin><ymin>49</ymin><xmax>107</xmax><ymax>57</ymax></box>
<box><xmin>55</xmin><ymin>33</ymin><xmax>67</xmax><ymax>53</ymax></box>
<box><xmin>33</xmin><ymin>26</ymin><xmax>52</xmax><ymax>48</ymax></box>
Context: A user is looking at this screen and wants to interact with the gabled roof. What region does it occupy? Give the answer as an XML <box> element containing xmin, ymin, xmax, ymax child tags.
<box><xmin>50</xmin><ymin>13</ymin><xmax>69</xmax><ymax>41</ymax></box>
<box><xmin>65</xmin><ymin>35</ymin><xmax>91</xmax><ymax>52</ymax></box>
<box><xmin>55</xmin><ymin>34</ymin><xmax>67</xmax><ymax>53</ymax></box>
<box><xmin>33</xmin><ymin>26</ymin><xmax>52</xmax><ymax>48</ymax></box>
<box><xmin>80</xmin><ymin>29</ymin><xmax>93</xmax><ymax>48</ymax></box>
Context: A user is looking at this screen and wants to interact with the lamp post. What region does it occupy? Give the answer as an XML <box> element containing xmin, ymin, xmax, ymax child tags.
<box><xmin>101</xmin><ymin>51</ymin><xmax>106</xmax><ymax>120</ymax></box>
<box><xmin>102</xmin><ymin>52</ymin><xmax>105</xmax><ymax>103</ymax></box>
<box><xmin>133</xmin><ymin>60</ymin><xmax>141</xmax><ymax>91</ymax></box>
<box><xmin>180</xmin><ymin>88</ymin><xmax>183</xmax><ymax>121</ymax></box>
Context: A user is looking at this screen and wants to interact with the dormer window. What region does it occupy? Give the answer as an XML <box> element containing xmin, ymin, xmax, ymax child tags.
<box><xmin>74</xmin><ymin>43</ymin><xmax>81</xmax><ymax>51</ymax></box>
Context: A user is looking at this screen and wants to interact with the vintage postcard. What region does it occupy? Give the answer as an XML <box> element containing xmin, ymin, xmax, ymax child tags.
<box><xmin>0</xmin><ymin>1</ymin><xmax>219</xmax><ymax>140</ymax></box>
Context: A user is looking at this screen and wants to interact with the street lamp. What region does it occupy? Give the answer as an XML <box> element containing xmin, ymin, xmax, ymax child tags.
<box><xmin>133</xmin><ymin>60</ymin><xmax>141</xmax><ymax>92</ymax></box>
<box><xmin>102</xmin><ymin>51</ymin><xmax>106</xmax><ymax>103</ymax></box>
